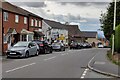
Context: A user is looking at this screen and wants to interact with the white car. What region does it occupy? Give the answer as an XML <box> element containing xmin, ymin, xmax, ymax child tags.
<box><xmin>97</xmin><ymin>43</ymin><xmax>104</xmax><ymax>48</ymax></box>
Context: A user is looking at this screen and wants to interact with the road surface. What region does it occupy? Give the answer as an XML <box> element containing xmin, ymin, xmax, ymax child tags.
<box><xmin>2</xmin><ymin>48</ymin><xmax>113</xmax><ymax>79</ymax></box>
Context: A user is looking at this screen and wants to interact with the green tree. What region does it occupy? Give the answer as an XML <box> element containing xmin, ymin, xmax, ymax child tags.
<box><xmin>100</xmin><ymin>1</ymin><xmax>120</xmax><ymax>40</ymax></box>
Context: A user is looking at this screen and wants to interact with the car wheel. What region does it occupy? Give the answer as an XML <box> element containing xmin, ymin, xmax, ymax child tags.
<box><xmin>50</xmin><ymin>48</ymin><xmax>52</xmax><ymax>53</ymax></box>
<box><xmin>36</xmin><ymin>50</ymin><xmax>39</xmax><ymax>56</ymax></box>
<box><xmin>44</xmin><ymin>48</ymin><xmax>47</xmax><ymax>54</ymax></box>
<box><xmin>63</xmin><ymin>48</ymin><xmax>65</xmax><ymax>51</ymax></box>
<box><xmin>25</xmin><ymin>52</ymin><xmax>29</xmax><ymax>58</ymax></box>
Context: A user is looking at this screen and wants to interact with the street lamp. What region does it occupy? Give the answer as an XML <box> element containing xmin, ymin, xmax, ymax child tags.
<box><xmin>112</xmin><ymin>0</ymin><xmax>117</xmax><ymax>55</ymax></box>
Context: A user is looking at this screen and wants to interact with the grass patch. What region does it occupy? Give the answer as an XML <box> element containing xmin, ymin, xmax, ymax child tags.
<box><xmin>107</xmin><ymin>50</ymin><xmax>120</xmax><ymax>66</ymax></box>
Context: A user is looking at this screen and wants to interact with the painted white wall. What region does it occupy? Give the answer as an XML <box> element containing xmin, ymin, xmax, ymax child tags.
<box><xmin>42</xmin><ymin>21</ymin><xmax>52</xmax><ymax>42</ymax></box>
<box><xmin>42</xmin><ymin>21</ymin><xmax>68</xmax><ymax>44</ymax></box>
<box><xmin>51</xmin><ymin>28</ymin><xmax>68</xmax><ymax>44</ymax></box>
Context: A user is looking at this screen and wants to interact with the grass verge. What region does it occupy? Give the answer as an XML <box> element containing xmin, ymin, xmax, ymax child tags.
<box><xmin>107</xmin><ymin>50</ymin><xmax>120</xmax><ymax>66</ymax></box>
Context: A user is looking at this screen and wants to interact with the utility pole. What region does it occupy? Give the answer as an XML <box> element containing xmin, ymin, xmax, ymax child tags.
<box><xmin>112</xmin><ymin>0</ymin><xmax>117</xmax><ymax>55</ymax></box>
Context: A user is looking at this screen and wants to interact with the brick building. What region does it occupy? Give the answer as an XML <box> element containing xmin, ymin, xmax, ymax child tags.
<box><xmin>0</xmin><ymin>0</ymin><xmax>2</xmax><ymax>55</ymax></box>
<box><xmin>1</xmin><ymin>2</ymin><xmax>43</xmax><ymax>54</ymax></box>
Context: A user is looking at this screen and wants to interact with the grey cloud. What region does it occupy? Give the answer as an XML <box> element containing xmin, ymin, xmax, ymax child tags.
<box><xmin>58</xmin><ymin>2</ymin><xmax>109</xmax><ymax>7</ymax></box>
<box><xmin>12</xmin><ymin>2</ymin><xmax>46</xmax><ymax>8</ymax></box>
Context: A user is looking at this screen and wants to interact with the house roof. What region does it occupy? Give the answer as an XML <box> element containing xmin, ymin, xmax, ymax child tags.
<box><xmin>81</xmin><ymin>31</ymin><xmax>97</xmax><ymax>38</ymax></box>
<box><xmin>44</xmin><ymin>19</ymin><xmax>82</xmax><ymax>37</ymax></box>
<box><xmin>44</xmin><ymin>19</ymin><xmax>66</xmax><ymax>30</ymax></box>
<box><xmin>65</xmin><ymin>25</ymin><xmax>82</xmax><ymax>37</ymax></box>
<box><xmin>2</xmin><ymin>1</ymin><xmax>43</xmax><ymax>19</ymax></box>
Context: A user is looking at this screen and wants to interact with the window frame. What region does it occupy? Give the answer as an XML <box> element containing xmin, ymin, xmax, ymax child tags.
<box><xmin>31</xmin><ymin>19</ymin><xmax>34</xmax><ymax>26</ymax></box>
<box><xmin>3</xmin><ymin>12</ymin><xmax>8</xmax><ymax>21</ymax></box>
<box><xmin>15</xmin><ymin>15</ymin><xmax>19</xmax><ymax>23</ymax></box>
<box><xmin>35</xmin><ymin>19</ymin><xmax>38</xmax><ymax>27</ymax></box>
<box><xmin>39</xmin><ymin>21</ymin><xmax>41</xmax><ymax>27</ymax></box>
<box><xmin>24</xmin><ymin>17</ymin><xmax>27</xmax><ymax>24</ymax></box>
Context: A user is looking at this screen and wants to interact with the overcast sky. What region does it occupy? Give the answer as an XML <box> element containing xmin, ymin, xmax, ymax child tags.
<box><xmin>5</xmin><ymin>0</ymin><xmax>112</xmax><ymax>31</ymax></box>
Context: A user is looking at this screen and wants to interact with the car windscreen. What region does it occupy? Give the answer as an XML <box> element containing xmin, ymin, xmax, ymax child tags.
<box><xmin>13</xmin><ymin>42</ymin><xmax>29</xmax><ymax>47</ymax></box>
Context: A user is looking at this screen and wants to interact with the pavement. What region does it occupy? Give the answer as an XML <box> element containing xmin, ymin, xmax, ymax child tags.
<box><xmin>88</xmin><ymin>48</ymin><xmax>120</xmax><ymax>78</ymax></box>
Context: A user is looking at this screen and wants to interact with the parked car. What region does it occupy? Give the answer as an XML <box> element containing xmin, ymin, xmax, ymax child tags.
<box><xmin>70</xmin><ymin>42</ymin><xmax>78</xmax><ymax>49</ymax></box>
<box><xmin>52</xmin><ymin>42</ymin><xmax>65</xmax><ymax>51</ymax></box>
<box><xmin>6</xmin><ymin>41</ymin><xmax>39</xmax><ymax>58</ymax></box>
<box><xmin>97</xmin><ymin>42</ymin><xmax>104</xmax><ymax>48</ymax></box>
<box><xmin>32</xmin><ymin>40</ymin><xmax>52</xmax><ymax>54</ymax></box>
<box><xmin>83</xmin><ymin>42</ymin><xmax>92</xmax><ymax>48</ymax></box>
<box><xmin>70</xmin><ymin>42</ymin><xmax>83</xmax><ymax>49</ymax></box>
<box><xmin>77</xmin><ymin>43</ymin><xmax>84</xmax><ymax>49</ymax></box>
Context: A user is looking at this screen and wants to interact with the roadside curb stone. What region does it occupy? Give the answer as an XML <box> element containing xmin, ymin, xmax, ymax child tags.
<box><xmin>87</xmin><ymin>52</ymin><xmax>120</xmax><ymax>78</ymax></box>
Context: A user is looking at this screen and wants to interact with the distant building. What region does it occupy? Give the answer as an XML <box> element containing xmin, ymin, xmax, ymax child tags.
<box><xmin>81</xmin><ymin>31</ymin><xmax>98</xmax><ymax>43</ymax></box>
<box><xmin>65</xmin><ymin>25</ymin><xmax>83</xmax><ymax>44</ymax></box>
<box><xmin>43</xmin><ymin>19</ymin><xmax>68</xmax><ymax>44</ymax></box>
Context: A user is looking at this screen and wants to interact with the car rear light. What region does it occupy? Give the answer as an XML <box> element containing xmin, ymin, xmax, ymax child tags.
<box><xmin>39</xmin><ymin>44</ymin><xmax>44</xmax><ymax>46</ymax></box>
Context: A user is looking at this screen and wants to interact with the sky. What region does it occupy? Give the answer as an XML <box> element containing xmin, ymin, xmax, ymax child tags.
<box><xmin>5</xmin><ymin>0</ymin><xmax>112</xmax><ymax>31</ymax></box>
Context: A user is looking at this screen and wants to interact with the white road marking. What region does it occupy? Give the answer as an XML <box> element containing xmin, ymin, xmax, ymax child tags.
<box><xmin>44</xmin><ymin>56</ymin><xmax>56</xmax><ymax>61</ymax></box>
<box><xmin>6</xmin><ymin>63</ymin><xmax>36</xmax><ymax>73</ymax></box>
<box><xmin>81</xmin><ymin>53</ymin><xmax>97</xmax><ymax>78</ymax></box>
<box><xmin>81</xmin><ymin>68</ymin><xmax>89</xmax><ymax>79</ymax></box>
<box><xmin>61</xmin><ymin>54</ymin><xmax>66</xmax><ymax>56</ymax></box>
<box><xmin>61</xmin><ymin>53</ymin><xmax>69</xmax><ymax>56</ymax></box>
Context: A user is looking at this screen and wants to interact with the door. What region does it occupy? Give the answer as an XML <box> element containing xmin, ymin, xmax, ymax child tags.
<box><xmin>28</xmin><ymin>42</ymin><xmax>37</xmax><ymax>55</ymax></box>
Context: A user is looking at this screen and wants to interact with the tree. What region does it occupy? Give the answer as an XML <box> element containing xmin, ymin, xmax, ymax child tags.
<box><xmin>100</xmin><ymin>1</ymin><xmax>120</xmax><ymax>40</ymax></box>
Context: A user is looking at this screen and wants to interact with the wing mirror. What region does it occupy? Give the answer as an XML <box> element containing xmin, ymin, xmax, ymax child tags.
<box><xmin>28</xmin><ymin>45</ymin><xmax>31</xmax><ymax>48</ymax></box>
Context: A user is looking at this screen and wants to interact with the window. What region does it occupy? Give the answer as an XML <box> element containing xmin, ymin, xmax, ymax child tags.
<box><xmin>35</xmin><ymin>19</ymin><xmax>38</xmax><ymax>26</ymax></box>
<box><xmin>31</xmin><ymin>19</ymin><xmax>34</xmax><ymax>26</ymax></box>
<box><xmin>39</xmin><ymin>21</ymin><xmax>41</xmax><ymax>27</ymax></box>
<box><xmin>15</xmin><ymin>15</ymin><xmax>19</xmax><ymax>23</ymax></box>
<box><xmin>4</xmin><ymin>34</ymin><xmax>7</xmax><ymax>43</ymax></box>
<box><xmin>3</xmin><ymin>12</ymin><xmax>8</xmax><ymax>21</ymax></box>
<box><xmin>24</xmin><ymin>17</ymin><xmax>27</xmax><ymax>24</ymax></box>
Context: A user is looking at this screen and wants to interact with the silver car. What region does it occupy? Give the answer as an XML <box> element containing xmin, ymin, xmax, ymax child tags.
<box><xmin>52</xmin><ymin>42</ymin><xmax>65</xmax><ymax>51</ymax></box>
<box><xmin>6</xmin><ymin>41</ymin><xmax>39</xmax><ymax>58</ymax></box>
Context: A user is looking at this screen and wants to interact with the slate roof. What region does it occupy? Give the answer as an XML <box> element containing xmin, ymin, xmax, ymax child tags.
<box><xmin>65</xmin><ymin>25</ymin><xmax>82</xmax><ymax>37</ymax></box>
<box><xmin>81</xmin><ymin>31</ymin><xmax>97</xmax><ymax>38</ymax></box>
<box><xmin>2</xmin><ymin>1</ymin><xmax>43</xmax><ymax>19</ymax></box>
<box><xmin>44</xmin><ymin>19</ymin><xmax>67</xmax><ymax>30</ymax></box>
<box><xmin>44</xmin><ymin>20</ymin><xmax>82</xmax><ymax>37</ymax></box>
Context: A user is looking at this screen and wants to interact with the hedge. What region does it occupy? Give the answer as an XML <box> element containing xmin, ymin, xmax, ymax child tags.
<box><xmin>115</xmin><ymin>24</ymin><xmax>120</xmax><ymax>53</ymax></box>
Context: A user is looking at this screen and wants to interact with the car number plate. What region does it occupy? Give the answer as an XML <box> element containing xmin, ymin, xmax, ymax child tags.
<box><xmin>10</xmin><ymin>53</ymin><xmax>16</xmax><ymax>54</ymax></box>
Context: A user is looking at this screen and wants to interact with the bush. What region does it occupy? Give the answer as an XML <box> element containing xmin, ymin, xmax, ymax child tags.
<box><xmin>115</xmin><ymin>24</ymin><xmax>120</xmax><ymax>53</ymax></box>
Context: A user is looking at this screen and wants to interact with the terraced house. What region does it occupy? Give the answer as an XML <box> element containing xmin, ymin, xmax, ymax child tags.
<box><xmin>0</xmin><ymin>0</ymin><xmax>2</xmax><ymax>55</ymax></box>
<box><xmin>1</xmin><ymin>1</ymin><xmax>43</xmax><ymax>55</ymax></box>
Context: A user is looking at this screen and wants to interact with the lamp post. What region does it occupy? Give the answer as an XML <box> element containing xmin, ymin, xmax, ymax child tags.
<box><xmin>112</xmin><ymin>0</ymin><xmax>117</xmax><ymax>55</ymax></box>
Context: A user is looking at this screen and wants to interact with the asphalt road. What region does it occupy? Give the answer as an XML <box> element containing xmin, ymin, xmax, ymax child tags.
<box><xmin>2</xmin><ymin>48</ymin><xmax>112</xmax><ymax>78</ymax></box>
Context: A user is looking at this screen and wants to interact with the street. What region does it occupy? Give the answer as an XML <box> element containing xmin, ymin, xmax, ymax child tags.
<box><xmin>2</xmin><ymin>48</ymin><xmax>113</xmax><ymax>78</ymax></box>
